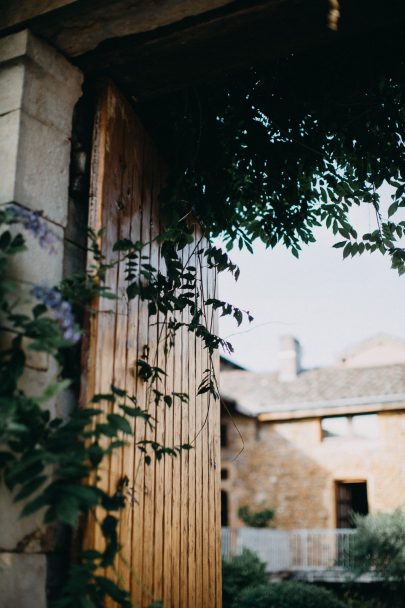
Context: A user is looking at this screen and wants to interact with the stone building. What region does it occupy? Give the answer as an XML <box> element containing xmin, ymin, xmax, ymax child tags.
<box><xmin>220</xmin><ymin>335</ymin><xmax>405</xmax><ymax>530</ymax></box>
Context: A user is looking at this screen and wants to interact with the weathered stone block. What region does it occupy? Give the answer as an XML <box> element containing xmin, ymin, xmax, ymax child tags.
<box><xmin>0</xmin><ymin>485</ymin><xmax>45</xmax><ymax>552</ymax></box>
<box><xmin>0</xmin><ymin>110</ymin><xmax>19</xmax><ymax>204</ymax></box>
<box><xmin>0</xmin><ymin>61</ymin><xmax>25</xmax><ymax>115</ymax></box>
<box><xmin>14</xmin><ymin>111</ymin><xmax>72</xmax><ymax>226</ymax></box>
<box><xmin>0</xmin><ymin>553</ymin><xmax>46</xmax><ymax>608</ymax></box>
<box><xmin>0</xmin><ymin>29</ymin><xmax>83</xmax><ymax>226</ymax></box>
<box><xmin>0</xmin><ymin>108</ymin><xmax>73</xmax><ymax>226</ymax></box>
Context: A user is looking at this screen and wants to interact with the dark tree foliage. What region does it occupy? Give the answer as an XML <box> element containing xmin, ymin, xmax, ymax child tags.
<box><xmin>140</xmin><ymin>27</ymin><xmax>405</xmax><ymax>270</ymax></box>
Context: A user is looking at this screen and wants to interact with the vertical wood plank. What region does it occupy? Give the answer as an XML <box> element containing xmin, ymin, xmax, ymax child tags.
<box><xmin>117</xmin><ymin>109</ymin><xmax>143</xmax><ymax>595</ymax></box>
<box><xmin>152</xmin><ymin>158</ymin><xmax>165</xmax><ymax>603</ymax></box>
<box><xmin>194</xmin><ymin>230</ymin><xmax>203</xmax><ymax>608</ymax></box>
<box><xmin>212</xmin><ymin>268</ymin><xmax>222</xmax><ymax>608</ymax></box>
<box><xmin>187</xmin><ymin>235</ymin><xmax>197</xmax><ymax>608</ymax></box>
<box><xmin>180</xmin><ymin>242</ymin><xmax>190</xmax><ymax>607</ymax></box>
<box><xmin>200</xmin><ymin>246</ymin><xmax>210</xmax><ymax>607</ymax></box>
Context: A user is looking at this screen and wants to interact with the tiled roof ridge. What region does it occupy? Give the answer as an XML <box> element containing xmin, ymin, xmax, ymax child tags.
<box><xmin>221</xmin><ymin>361</ymin><xmax>405</xmax><ymax>377</ymax></box>
<box><xmin>220</xmin><ymin>362</ymin><xmax>405</xmax><ymax>415</ymax></box>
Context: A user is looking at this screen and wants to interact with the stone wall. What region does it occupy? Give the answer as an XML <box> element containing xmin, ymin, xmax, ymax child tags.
<box><xmin>221</xmin><ymin>409</ymin><xmax>405</xmax><ymax>529</ymax></box>
<box><xmin>0</xmin><ymin>29</ymin><xmax>82</xmax><ymax>607</ymax></box>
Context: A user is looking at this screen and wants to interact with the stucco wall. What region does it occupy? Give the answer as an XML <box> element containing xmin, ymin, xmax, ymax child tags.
<box><xmin>221</xmin><ymin>410</ymin><xmax>405</xmax><ymax>529</ymax></box>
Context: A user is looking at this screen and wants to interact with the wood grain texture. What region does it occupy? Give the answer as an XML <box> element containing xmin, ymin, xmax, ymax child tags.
<box><xmin>85</xmin><ymin>80</ymin><xmax>221</xmax><ymax>607</ymax></box>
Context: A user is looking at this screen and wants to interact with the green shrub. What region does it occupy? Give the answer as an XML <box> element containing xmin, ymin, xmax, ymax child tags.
<box><xmin>344</xmin><ymin>594</ymin><xmax>387</xmax><ymax>608</ymax></box>
<box><xmin>233</xmin><ymin>582</ymin><xmax>347</xmax><ymax>608</ymax></box>
<box><xmin>350</xmin><ymin>508</ymin><xmax>405</xmax><ymax>583</ymax></box>
<box><xmin>222</xmin><ymin>549</ymin><xmax>268</xmax><ymax>608</ymax></box>
<box><xmin>238</xmin><ymin>505</ymin><xmax>275</xmax><ymax>528</ymax></box>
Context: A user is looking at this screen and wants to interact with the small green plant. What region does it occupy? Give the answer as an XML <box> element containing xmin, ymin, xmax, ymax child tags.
<box><xmin>238</xmin><ymin>505</ymin><xmax>275</xmax><ymax>528</ymax></box>
<box><xmin>222</xmin><ymin>548</ymin><xmax>267</xmax><ymax>608</ymax></box>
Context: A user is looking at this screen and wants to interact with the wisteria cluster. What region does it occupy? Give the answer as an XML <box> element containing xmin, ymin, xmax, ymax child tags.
<box><xmin>31</xmin><ymin>286</ymin><xmax>81</xmax><ymax>343</ymax></box>
<box><xmin>8</xmin><ymin>204</ymin><xmax>57</xmax><ymax>253</ymax></box>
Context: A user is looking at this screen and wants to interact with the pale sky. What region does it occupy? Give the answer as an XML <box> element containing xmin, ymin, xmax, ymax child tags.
<box><xmin>218</xmin><ymin>188</ymin><xmax>405</xmax><ymax>372</ymax></box>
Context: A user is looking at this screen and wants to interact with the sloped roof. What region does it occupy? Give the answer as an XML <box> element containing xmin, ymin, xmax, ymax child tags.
<box><xmin>220</xmin><ymin>364</ymin><xmax>405</xmax><ymax>418</ymax></box>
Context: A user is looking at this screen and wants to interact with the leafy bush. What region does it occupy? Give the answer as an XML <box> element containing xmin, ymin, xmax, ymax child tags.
<box><xmin>238</xmin><ymin>505</ymin><xmax>275</xmax><ymax>528</ymax></box>
<box><xmin>223</xmin><ymin>549</ymin><xmax>347</xmax><ymax>608</ymax></box>
<box><xmin>350</xmin><ymin>509</ymin><xmax>405</xmax><ymax>582</ymax></box>
<box><xmin>233</xmin><ymin>582</ymin><xmax>347</xmax><ymax>608</ymax></box>
<box><xmin>222</xmin><ymin>549</ymin><xmax>267</xmax><ymax>608</ymax></box>
<box><xmin>344</xmin><ymin>594</ymin><xmax>387</xmax><ymax>608</ymax></box>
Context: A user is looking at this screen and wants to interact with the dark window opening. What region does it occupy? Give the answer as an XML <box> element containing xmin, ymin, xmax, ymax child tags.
<box><xmin>336</xmin><ymin>481</ymin><xmax>368</xmax><ymax>528</ymax></box>
<box><xmin>220</xmin><ymin>424</ymin><xmax>228</xmax><ymax>448</ymax></box>
<box><xmin>221</xmin><ymin>468</ymin><xmax>229</xmax><ymax>480</ymax></box>
<box><xmin>221</xmin><ymin>490</ymin><xmax>229</xmax><ymax>527</ymax></box>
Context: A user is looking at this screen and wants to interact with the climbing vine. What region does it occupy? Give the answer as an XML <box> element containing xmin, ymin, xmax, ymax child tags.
<box><xmin>0</xmin><ymin>204</ymin><xmax>246</xmax><ymax>607</ymax></box>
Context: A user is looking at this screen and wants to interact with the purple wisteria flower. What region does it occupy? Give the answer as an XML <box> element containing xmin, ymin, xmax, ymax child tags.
<box><xmin>8</xmin><ymin>204</ymin><xmax>57</xmax><ymax>253</ymax></box>
<box><xmin>31</xmin><ymin>286</ymin><xmax>81</xmax><ymax>343</ymax></box>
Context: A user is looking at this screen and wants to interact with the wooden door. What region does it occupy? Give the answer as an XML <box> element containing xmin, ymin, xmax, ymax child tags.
<box><xmin>335</xmin><ymin>481</ymin><xmax>368</xmax><ymax>528</ymax></box>
<box><xmin>84</xmin><ymin>81</ymin><xmax>221</xmax><ymax>607</ymax></box>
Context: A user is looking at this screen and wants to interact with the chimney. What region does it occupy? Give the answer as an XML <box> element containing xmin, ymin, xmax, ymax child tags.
<box><xmin>278</xmin><ymin>336</ymin><xmax>301</xmax><ymax>382</ymax></box>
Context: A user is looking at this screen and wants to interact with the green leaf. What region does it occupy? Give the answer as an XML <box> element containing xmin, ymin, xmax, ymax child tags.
<box><xmin>233</xmin><ymin>309</ymin><xmax>243</xmax><ymax>327</ymax></box>
<box><xmin>81</xmin><ymin>549</ymin><xmax>103</xmax><ymax>561</ymax></box>
<box><xmin>20</xmin><ymin>494</ymin><xmax>48</xmax><ymax>518</ymax></box>
<box><xmin>95</xmin><ymin>576</ymin><xmax>129</xmax><ymax>602</ymax></box>
<box><xmin>107</xmin><ymin>414</ymin><xmax>132</xmax><ymax>435</ymax></box>
<box><xmin>111</xmin><ymin>385</ymin><xmax>126</xmax><ymax>397</ymax></box>
<box><xmin>62</xmin><ymin>484</ymin><xmax>101</xmax><ymax>505</ymax></box>
<box><xmin>37</xmin><ymin>379</ymin><xmax>71</xmax><ymax>404</ymax></box>
<box><xmin>163</xmin><ymin>395</ymin><xmax>172</xmax><ymax>408</ymax></box>
<box><xmin>46</xmin><ymin>496</ymin><xmax>80</xmax><ymax>526</ymax></box>
<box><xmin>33</xmin><ymin>304</ymin><xmax>47</xmax><ymax>319</ymax></box>
<box><xmin>127</xmin><ymin>283</ymin><xmax>140</xmax><ymax>300</ymax></box>
<box><xmin>91</xmin><ymin>393</ymin><xmax>115</xmax><ymax>403</ymax></box>
<box><xmin>14</xmin><ymin>476</ymin><xmax>48</xmax><ymax>501</ymax></box>
<box><xmin>112</xmin><ymin>239</ymin><xmax>134</xmax><ymax>251</ymax></box>
<box><xmin>388</xmin><ymin>201</ymin><xmax>398</xmax><ymax>217</ymax></box>
<box><xmin>0</xmin><ymin>230</ymin><xmax>11</xmax><ymax>250</ymax></box>
<box><xmin>343</xmin><ymin>243</ymin><xmax>352</xmax><ymax>259</ymax></box>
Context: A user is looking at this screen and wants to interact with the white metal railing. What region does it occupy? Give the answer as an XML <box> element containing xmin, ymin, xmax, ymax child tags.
<box><xmin>221</xmin><ymin>527</ymin><xmax>356</xmax><ymax>572</ymax></box>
